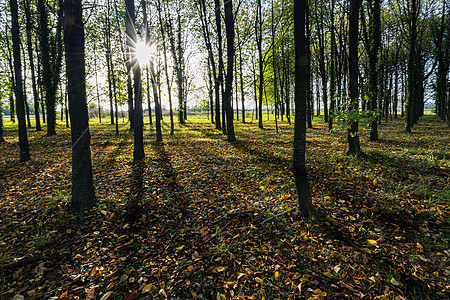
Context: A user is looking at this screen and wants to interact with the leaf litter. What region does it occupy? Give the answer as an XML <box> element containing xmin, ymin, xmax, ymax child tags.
<box><xmin>0</xmin><ymin>116</ymin><xmax>449</xmax><ymax>299</ymax></box>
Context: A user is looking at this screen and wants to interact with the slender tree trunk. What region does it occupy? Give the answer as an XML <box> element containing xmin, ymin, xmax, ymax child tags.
<box><xmin>125</xmin><ymin>0</ymin><xmax>134</xmax><ymax>130</ymax></box>
<box><xmin>156</xmin><ymin>0</ymin><xmax>174</xmax><ymax>135</ymax></box>
<box><xmin>347</xmin><ymin>0</ymin><xmax>362</xmax><ymax>155</ymax></box>
<box><xmin>24</xmin><ymin>0</ymin><xmax>41</xmax><ymax>131</ymax></box>
<box><xmin>257</xmin><ymin>0</ymin><xmax>264</xmax><ymax>129</ymax></box>
<box><xmin>64</xmin><ymin>0</ymin><xmax>96</xmax><ymax>211</ymax></box>
<box><xmin>405</xmin><ymin>0</ymin><xmax>417</xmax><ymax>132</ymax></box>
<box><xmin>93</xmin><ymin>43</ymin><xmax>102</xmax><ymax>123</ymax></box>
<box><xmin>239</xmin><ymin>37</ymin><xmax>245</xmax><ymax>123</ymax></box>
<box><xmin>328</xmin><ymin>0</ymin><xmax>336</xmax><ymax>130</ymax></box>
<box><xmin>369</xmin><ymin>0</ymin><xmax>381</xmax><ymax>140</ymax></box>
<box><xmin>125</xmin><ymin>0</ymin><xmax>144</xmax><ymax>160</ymax></box>
<box><xmin>293</xmin><ymin>0</ymin><xmax>315</xmax><ymax>218</ymax></box>
<box><xmin>11</xmin><ymin>0</ymin><xmax>30</xmax><ymax>162</ymax></box>
<box><xmin>214</xmin><ymin>0</ymin><xmax>225</xmax><ymax>132</ymax></box>
<box><xmin>223</xmin><ymin>0</ymin><xmax>236</xmax><ymax>142</ymax></box>
<box><xmin>6</xmin><ymin>26</ymin><xmax>16</xmax><ymax>124</ymax></box>
<box><xmin>0</xmin><ymin>102</ymin><xmax>5</xmax><ymax>142</ymax></box>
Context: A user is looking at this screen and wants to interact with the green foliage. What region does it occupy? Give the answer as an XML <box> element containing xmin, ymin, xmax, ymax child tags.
<box><xmin>332</xmin><ymin>98</ymin><xmax>382</xmax><ymax>133</ymax></box>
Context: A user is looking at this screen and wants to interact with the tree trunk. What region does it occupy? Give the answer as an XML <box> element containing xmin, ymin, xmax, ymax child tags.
<box><xmin>347</xmin><ymin>0</ymin><xmax>362</xmax><ymax>155</ymax></box>
<box><xmin>125</xmin><ymin>0</ymin><xmax>144</xmax><ymax>161</ymax></box>
<box><xmin>257</xmin><ymin>0</ymin><xmax>264</xmax><ymax>129</ymax></box>
<box><xmin>369</xmin><ymin>0</ymin><xmax>381</xmax><ymax>140</ymax></box>
<box><xmin>11</xmin><ymin>0</ymin><xmax>30</xmax><ymax>162</ymax></box>
<box><xmin>38</xmin><ymin>0</ymin><xmax>63</xmax><ymax>136</ymax></box>
<box><xmin>328</xmin><ymin>0</ymin><xmax>336</xmax><ymax>130</ymax></box>
<box><xmin>24</xmin><ymin>0</ymin><xmax>41</xmax><ymax>131</ymax></box>
<box><xmin>0</xmin><ymin>102</ymin><xmax>5</xmax><ymax>142</ymax></box>
<box><xmin>156</xmin><ymin>0</ymin><xmax>175</xmax><ymax>135</ymax></box>
<box><xmin>293</xmin><ymin>0</ymin><xmax>315</xmax><ymax>218</ymax></box>
<box><xmin>223</xmin><ymin>0</ymin><xmax>236</xmax><ymax>142</ymax></box>
<box><xmin>405</xmin><ymin>0</ymin><xmax>417</xmax><ymax>132</ymax></box>
<box><xmin>64</xmin><ymin>0</ymin><xmax>96</xmax><ymax>211</ymax></box>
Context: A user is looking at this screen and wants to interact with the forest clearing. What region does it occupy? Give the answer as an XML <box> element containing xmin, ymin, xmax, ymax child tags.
<box><xmin>1</xmin><ymin>115</ymin><xmax>449</xmax><ymax>299</ymax></box>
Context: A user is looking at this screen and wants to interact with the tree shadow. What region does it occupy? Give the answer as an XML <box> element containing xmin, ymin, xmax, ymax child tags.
<box><xmin>124</xmin><ymin>160</ymin><xmax>145</xmax><ymax>223</ymax></box>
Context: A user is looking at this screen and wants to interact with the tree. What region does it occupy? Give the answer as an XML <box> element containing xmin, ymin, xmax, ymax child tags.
<box><xmin>347</xmin><ymin>0</ymin><xmax>362</xmax><ymax>155</ymax></box>
<box><xmin>256</xmin><ymin>0</ymin><xmax>264</xmax><ymax>129</ymax></box>
<box><xmin>38</xmin><ymin>0</ymin><xmax>63</xmax><ymax>136</ymax></box>
<box><xmin>223</xmin><ymin>0</ymin><xmax>236</xmax><ymax>142</ymax></box>
<box><xmin>196</xmin><ymin>0</ymin><xmax>218</xmax><ymax>126</ymax></box>
<box><xmin>10</xmin><ymin>0</ymin><xmax>30</xmax><ymax>162</ymax></box>
<box><xmin>0</xmin><ymin>102</ymin><xmax>4</xmax><ymax>143</ymax></box>
<box><xmin>125</xmin><ymin>0</ymin><xmax>144</xmax><ymax>161</ymax></box>
<box><xmin>63</xmin><ymin>0</ymin><xmax>96</xmax><ymax>211</ymax></box>
<box><xmin>328</xmin><ymin>0</ymin><xmax>336</xmax><ymax>130</ymax></box>
<box><xmin>293</xmin><ymin>0</ymin><xmax>315</xmax><ymax>218</ymax></box>
<box><xmin>215</xmin><ymin>0</ymin><xmax>226</xmax><ymax>132</ymax></box>
<box><xmin>368</xmin><ymin>0</ymin><xmax>381</xmax><ymax>141</ymax></box>
<box><xmin>155</xmin><ymin>0</ymin><xmax>175</xmax><ymax>135</ymax></box>
<box><xmin>24</xmin><ymin>0</ymin><xmax>41</xmax><ymax>132</ymax></box>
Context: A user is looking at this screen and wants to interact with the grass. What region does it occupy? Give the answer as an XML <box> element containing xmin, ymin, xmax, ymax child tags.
<box><xmin>0</xmin><ymin>113</ymin><xmax>449</xmax><ymax>299</ymax></box>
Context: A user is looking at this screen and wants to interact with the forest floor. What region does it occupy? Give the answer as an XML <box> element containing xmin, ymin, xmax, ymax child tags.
<box><xmin>0</xmin><ymin>114</ymin><xmax>449</xmax><ymax>300</ymax></box>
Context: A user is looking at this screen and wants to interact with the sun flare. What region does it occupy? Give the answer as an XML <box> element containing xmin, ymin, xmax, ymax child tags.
<box><xmin>135</xmin><ymin>41</ymin><xmax>151</xmax><ymax>65</ymax></box>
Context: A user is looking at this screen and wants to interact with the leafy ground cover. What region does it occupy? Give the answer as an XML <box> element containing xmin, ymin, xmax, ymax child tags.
<box><xmin>0</xmin><ymin>114</ymin><xmax>449</xmax><ymax>299</ymax></box>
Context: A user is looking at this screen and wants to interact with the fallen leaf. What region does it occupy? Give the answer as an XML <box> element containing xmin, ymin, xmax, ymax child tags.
<box><xmin>100</xmin><ymin>291</ymin><xmax>113</xmax><ymax>300</ymax></box>
<box><xmin>142</xmin><ymin>284</ymin><xmax>155</xmax><ymax>293</ymax></box>
<box><xmin>313</xmin><ymin>288</ymin><xmax>327</xmax><ymax>296</ymax></box>
<box><xmin>367</xmin><ymin>239</ymin><xmax>377</xmax><ymax>246</ymax></box>
<box><xmin>390</xmin><ymin>277</ymin><xmax>400</xmax><ymax>286</ymax></box>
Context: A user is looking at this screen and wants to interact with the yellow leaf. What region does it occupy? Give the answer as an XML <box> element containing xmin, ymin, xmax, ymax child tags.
<box><xmin>66</xmin><ymin>229</ymin><xmax>72</xmax><ymax>234</ymax></box>
<box><xmin>416</xmin><ymin>242</ymin><xmax>423</xmax><ymax>251</ymax></box>
<box><xmin>217</xmin><ymin>266</ymin><xmax>226</xmax><ymax>272</ymax></box>
<box><xmin>220</xmin><ymin>294</ymin><xmax>226</xmax><ymax>300</ymax></box>
<box><xmin>142</xmin><ymin>284</ymin><xmax>155</xmax><ymax>293</ymax></box>
<box><xmin>323</xmin><ymin>272</ymin><xmax>333</xmax><ymax>278</ymax></box>
<box><xmin>361</xmin><ymin>247</ymin><xmax>372</xmax><ymax>254</ymax></box>
<box><xmin>90</xmin><ymin>266</ymin><xmax>99</xmax><ymax>277</ymax></box>
<box><xmin>373</xmin><ymin>179</ymin><xmax>378</xmax><ymax>186</ymax></box>
<box><xmin>309</xmin><ymin>237</ymin><xmax>319</xmax><ymax>243</ymax></box>
<box><xmin>225</xmin><ymin>281</ymin><xmax>234</xmax><ymax>285</ymax></box>
<box><xmin>313</xmin><ymin>289</ymin><xmax>327</xmax><ymax>296</ymax></box>
<box><xmin>107</xmin><ymin>212</ymin><xmax>115</xmax><ymax>221</ymax></box>
<box><xmin>255</xmin><ymin>277</ymin><xmax>263</xmax><ymax>284</ymax></box>
<box><xmin>100</xmin><ymin>291</ymin><xmax>113</xmax><ymax>300</ymax></box>
<box><xmin>367</xmin><ymin>239</ymin><xmax>377</xmax><ymax>246</ymax></box>
<box><xmin>390</xmin><ymin>277</ymin><xmax>400</xmax><ymax>286</ymax></box>
<box><xmin>324</xmin><ymin>196</ymin><xmax>331</xmax><ymax>201</ymax></box>
<box><xmin>250</xmin><ymin>224</ymin><xmax>257</xmax><ymax>230</ymax></box>
<box><xmin>274</xmin><ymin>271</ymin><xmax>279</xmax><ymax>280</ymax></box>
<box><xmin>176</xmin><ymin>245</ymin><xmax>185</xmax><ymax>251</ymax></box>
<box><xmin>437</xmin><ymin>208</ymin><xmax>442</xmax><ymax>216</ymax></box>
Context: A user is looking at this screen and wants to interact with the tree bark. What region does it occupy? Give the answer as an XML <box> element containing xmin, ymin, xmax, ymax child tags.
<box><xmin>11</xmin><ymin>0</ymin><xmax>30</xmax><ymax>162</ymax></box>
<box><xmin>156</xmin><ymin>0</ymin><xmax>175</xmax><ymax>135</ymax></box>
<box><xmin>223</xmin><ymin>0</ymin><xmax>236</xmax><ymax>142</ymax></box>
<box><xmin>347</xmin><ymin>0</ymin><xmax>362</xmax><ymax>155</ymax></box>
<box><xmin>24</xmin><ymin>0</ymin><xmax>41</xmax><ymax>131</ymax></box>
<box><xmin>293</xmin><ymin>0</ymin><xmax>315</xmax><ymax>218</ymax></box>
<box><xmin>63</xmin><ymin>0</ymin><xmax>96</xmax><ymax>210</ymax></box>
<box><xmin>369</xmin><ymin>0</ymin><xmax>381</xmax><ymax>140</ymax></box>
<box><xmin>257</xmin><ymin>0</ymin><xmax>264</xmax><ymax>129</ymax></box>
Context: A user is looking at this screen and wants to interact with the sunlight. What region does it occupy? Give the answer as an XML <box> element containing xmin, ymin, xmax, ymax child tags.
<box><xmin>135</xmin><ymin>41</ymin><xmax>151</xmax><ymax>65</ymax></box>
